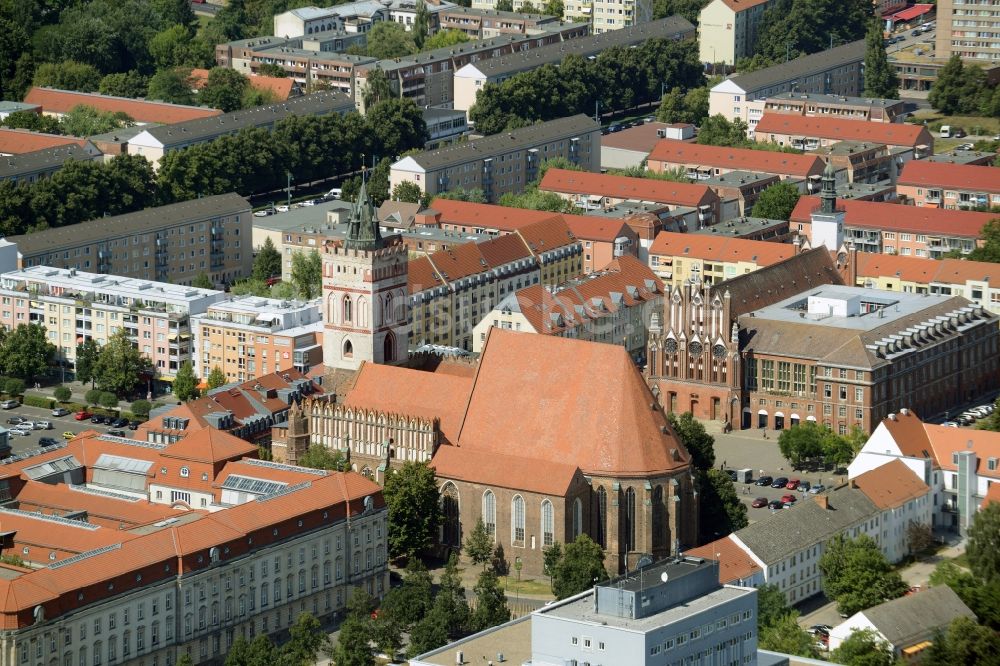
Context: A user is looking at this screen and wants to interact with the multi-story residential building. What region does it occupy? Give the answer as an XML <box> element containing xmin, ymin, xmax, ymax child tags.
<box><xmin>24</xmin><ymin>87</ymin><xmax>222</xmax><ymax>125</ymax></box>
<box><xmin>647</xmin><ymin>139</ymin><xmax>826</xmax><ymax>188</ymax></box>
<box><xmin>698</xmin><ymin>0</ymin><xmax>778</xmax><ymax>66</ymax></box>
<box><xmin>928</xmin><ymin>149</ymin><xmax>1000</xmax><ymax>166</ymax></box>
<box><xmin>437</xmin><ymin>6</ymin><xmax>561</xmax><ymax>37</ymax></box>
<box><xmin>0</xmin><ymin>267</ymin><xmax>224</xmax><ymax>381</ymax></box>
<box><xmin>692</xmin><ymin>215</ymin><xmax>791</xmax><ymax>242</ymax></box>
<box><xmin>251</xmin><ymin>200</ymin><xmax>353</xmax><ymax>279</ymax></box>
<box><xmin>647</xmin><ymin>231</ymin><xmax>795</xmax><ymax>286</ymax></box>
<box><xmin>851</xmin><ymin>253</ymin><xmax>1000</xmax><ymax>316</ymax></box>
<box><xmin>0</xmin><ymin>128</ymin><xmax>92</xmax><ymax>156</ymax></box>
<box><xmin>897</xmin><ymin>160</ymin><xmax>1000</xmax><ymax>209</ymax></box>
<box><xmin>274</xmin><ymin>0</ymin><xmax>456</xmax><ymax>37</ymax></box>
<box><xmin>191</xmin><ymin>296</ymin><xmax>323</xmax><ymax>382</ymax></box>
<box><xmin>700</xmin><ymin>170</ymin><xmax>781</xmax><ymax>217</ymax></box>
<box><xmin>471</xmin><ymin>255</ymin><xmax>662</xmax><ymax>357</ymax></box>
<box><xmin>935</xmin><ymin>0</ymin><xmax>1000</xmax><ymax>62</ymax></box>
<box><xmin>816</xmin><ymin>140</ymin><xmax>910</xmax><ymax>185</ymax></box>
<box><xmin>590</xmin><ymin>0</ymin><xmax>654</xmax><ymax>33</ymax></box>
<box><xmin>762</xmin><ymin>92</ymin><xmax>907</xmax><ymax>123</ymax></box>
<box><xmin>790</xmin><ymin>195</ymin><xmax>994</xmax><ymax>258</ymax></box>
<box><xmin>389</xmin><ymin>115</ymin><xmax>600</xmax><ymax>203</ymax></box>
<box><xmin>0</xmin><ymin>431</ymin><xmax>388</xmax><ymax>666</ymax></box>
<box><xmin>739</xmin><ymin>285</ymin><xmax>999</xmax><ymax>433</ymax></box>
<box><xmin>752</xmin><ymin>114</ymin><xmax>934</xmax><ymax>155</ymax></box>
<box><xmin>452</xmin><ymin>17</ymin><xmax>694</xmax><ymax>112</ymax></box>
<box><xmin>0</xmin><ymin>143</ymin><xmax>102</xmax><ymax>184</ymax></box>
<box><xmin>708</xmin><ymin>41</ymin><xmax>866</xmax><ymax>130</ymax></box>
<box><xmin>850</xmin><ymin>409</ymin><xmax>1000</xmax><ymax>533</ymax></box>
<box><xmin>422</xmin><ymin>107</ymin><xmax>469</xmax><ymax>146</ymax></box>
<box><xmin>2</xmin><ymin>193</ymin><xmax>253</xmax><ymax>287</ymax></box>
<box><xmin>539</xmin><ymin>168</ymin><xmax>723</xmax><ymax>228</ymax></box>
<box><xmin>409</xmin><ymin>216</ymin><xmax>582</xmax><ymax>350</ymax></box>
<box><xmin>890</xmin><ymin>44</ymin><xmax>1000</xmax><ymax>93</ymax></box>
<box><xmin>128</xmin><ymin>92</ymin><xmax>355</xmax><ymax>168</ymax></box>
<box><xmin>414</xmin><ymin>557</ymin><xmax>758</xmax><ymax>666</ymax></box>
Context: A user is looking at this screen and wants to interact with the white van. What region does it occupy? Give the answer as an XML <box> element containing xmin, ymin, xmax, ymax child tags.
<box><xmin>940</xmin><ymin>125</ymin><xmax>951</xmax><ymax>138</ymax></box>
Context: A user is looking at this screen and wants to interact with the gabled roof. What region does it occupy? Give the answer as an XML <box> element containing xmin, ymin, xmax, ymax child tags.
<box><xmin>724</xmin><ymin>40</ymin><xmax>865</xmax><ymax>94</ymax></box>
<box><xmin>24</xmin><ymin>87</ymin><xmax>221</xmax><ymax>125</ymax></box>
<box><xmin>754</xmin><ymin>113</ymin><xmax>932</xmax><ymax>147</ymax></box>
<box><xmin>159</xmin><ymin>428</ymin><xmax>257</xmax><ymax>464</ymax></box>
<box><xmin>649</xmin><ymin>230</ymin><xmax>794</xmax><ymax>266</ymax></box>
<box><xmin>540</xmin><ymin>168</ymin><xmax>716</xmax><ymax>207</ymax></box>
<box><xmin>686</xmin><ymin>536</ymin><xmax>762</xmax><ymax>585</ymax></box>
<box><xmin>647</xmin><ymin>139</ymin><xmax>825</xmax><ymax>178</ymax></box>
<box><xmin>880</xmin><ymin>410</ymin><xmax>934</xmax><ymax>461</ymax></box>
<box><xmin>431</xmin><ymin>446</ymin><xmax>580</xmax><ymax>496</ymax></box>
<box><xmin>456</xmin><ymin>329</ymin><xmax>691</xmax><ymax>477</ymax></box>
<box><xmin>851</xmin><ymin>459</ymin><xmax>929</xmax><ymax>510</ymax></box>
<box><xmin>851</xmin><ymin>585</ymin><xmax>975</xmax><ymax>647</ymax></box>
<box><xmin>925</xmin><ymin>425</ymin><xmax>1000</xmax><ymax>480</ymax></box>
<box><xmin>791</xmin><ymin>196</ymin><xmax>993</xmax><ymax>238</ymax></box>
<box><xmin>898</xmin><ymin>160</ymin><xmax>1000</xmax><ymax>194</ymax></box>
<box><xmin>188</xmin><ymin>69</ymin><xmax>295</xmax><ymax>101</ymax></box>
<box><xmin>0</xmin><ymin>128</ymin><xmax>89</xmax><ymax>155</ymax></box>
<box><xmin>14</xmin><ymin>481</ymin><xmax>180</xmax><ymax>528</ymax></box>
<box><xmin>715</xmin><ymin>246</ymin><xmax>843</xmax><ymax>317</ymax></box>
<box><xmin>717</xmin><ymin>0</ymin><xmax>778</xmax><ymax>13</ymax></box>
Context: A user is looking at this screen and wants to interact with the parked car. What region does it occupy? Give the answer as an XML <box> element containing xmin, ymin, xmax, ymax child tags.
<box><xmin>798</xmin><ymin>480</ymin><xmax>811</xmax><ymax>492</ymax></box>
<box><xmin>74</xmin><ymin>411</ymin><xmax>92</xmax><ymax>421</ymax></box>
<box><xmin>327</xmin><ymin>188</ymin><xmax>342</xmax><ymax>199</ymax></box>
<box><xmin>809</xmin><ymin>625</ymin><xmax>832</xmax><ymax>637</ymax></box>
<box><xmin>751</xmin><ymin>497</ymin><xmax>769</xmax><ymax>508</ymax></box>
<box><xmin>90</xmin><ymin>415</ymin><xmax>107</xmax><ymax>424</ymax></box>
<box><xmin>62</xmin><ymin>431</ymin><xmax>76</xmax><ymax>440</ymax></box>
<box><xmin>252</xmin><ymin>209</ymin><xmax>273</xmax><ymax>217</ymax></box>
<box><xmin>275</xmin><ymin>205</ymin><xmax>289</xmax><ymax>213</ymax></box>
<box><xmin>942</xmin><ymin>421</ymin><xmax>960</xmax><ymax>427</ymax></box>
<box><xmin>9</xmin><ymin>427</ymin><xmax>30</xmax><ymax>436</ymax></box>
<box><xmin>106</xmin><ymin>429</ymin><xmax>126</xmax><ymax>437</ymax></box>
<box><xmin>911</xmin><ymin>29</ymin><xmax>921</xmax><ymax>36</ymax></box>
<box><xmin>809</xmin><ymin>484</ymin><xmax>826</xmax><ymax>494</ymax></box>
<box><xmin>0</xmin><ymin>399</ymin><xmax>19</xmax><ymax>409</ymax></box>
<box><xmin>756</xmin><ymin>476</ymin><xmax>774</xmax><ymax>486</ymax></box>
<box><xmin>608</xmin><ymin>123</ymin><xmax>623</xmax><ymax>133</ymax></box>
<box><xmin>39</xmin><ymin>437</ymin><xmax>60</xmax><ymax>447</ymax></box>
<box><xmin>6</xmin><ymin>416</ymin><xmax>24</xmax><ymax>425</ymax></box>
<box><xmin>13</xmin><ymin>423</ymin><xmax>34</xmax><ymax>432</ymax></box>
<box><xmin>771</xmin><ymin>477</ymin><xmax>789</xmax><ymax>488</ymax></box>
<box><xmin>958</xmin><ymin>143</ymin><xmax>975</xmax><ymax>151</ymax></box>
<box><xmin>128</xmin><ymin>420</ymin><xmax>142</xmax><ymax>430</ymax></box>
<box><xmin>299</xmin><ymin>199</ymin><xmax>316</xmax><ymax>206</ymax></box>
<box><xmin>33</xmin><ymin>421</ymin><xmax>51</xmax><ymax>430</ymax></box>
<box><xmin>786</xmin><ymin>479</ymin><xmax>800</xmax><ymax>490</ymax></box>
<box><xmin>51</xmin><ymin>407</ymin><xmax>70</xmax><ymax>417</ymax></box>
<box><xmin>768</xmin><ymin>499</ymin><xmax>784</xmax><ymax>510</ymax></box>
<box><xmin>781</xmin><ymin>493</ymin><xmax>797</xmax><ymax>504</ymax></box>
<box><xmin>111</xmin><ymin>417</ymin><xmax>129</xmax><ymax>428</ymax></box>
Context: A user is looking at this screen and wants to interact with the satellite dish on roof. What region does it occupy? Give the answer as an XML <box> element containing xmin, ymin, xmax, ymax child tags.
<box><xmin>660</xmin><ymin>572</ymin><xmax>669</xmax><ymax>584</ymax></box>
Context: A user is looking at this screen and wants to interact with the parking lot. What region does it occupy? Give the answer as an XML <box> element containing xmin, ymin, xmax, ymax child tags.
<box><xmin>1</xmin><ymin>403</ymin><xmax>141</xmax><ymax>456</ymax></box>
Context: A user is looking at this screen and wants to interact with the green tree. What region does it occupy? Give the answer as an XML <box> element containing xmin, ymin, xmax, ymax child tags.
<box><xmin>365</xmin><ymin>98</ymin><xmax>429</xmax><ymax>160</ymax></box>
<box><xmin>256</xmin><ymin>63</ymin><xmax>286</xmax><ymax>78</ymax></box>
<box><xmin>698</xmin><ymin>468</ymin><xmax>749</xmax><ymax>541</ymax></box>
<box><xmin>361</xmin><ymin>68</ymin><xmax>393</xmax><ymax>111</ymax></box>
<box><xmin>0</xmin><ymin>323</ymin><xmax>55</xmax><ymax>381</ymax></box>
<box><xmin>3</xmin><ymin>378</ymin><xmax>24</xmax><ymax>397</ymax></box>
<box><xmin>290</xmin><ymin>249</ymin><xmax>322</xmax><ymax>299</ymax></box>
<box><xmin>656</xmin><ymin>87</ymin><xmax>688</xmax><ymax>123</ymax></box>
<box><xmin>822</xmin><ymin>430</ymin><xmax>855</xmax><ymax>470</ymax></box>
<box><xmin>820</xmin><ymin>534</ymin><xmax>908</xmax><ymax>616</ymax></box>
<box><xmin>370</xmin><ymin>612</ymin><xmax>403</xmax><ymax>659</ymax></box>
<box><xmin>929</xmin><ymin>56</ymin><xmax>966</xmax><ymax>115</ymax></box>
<box><xmin>382</xmin><ymin>461</ymin><xmax>443</xmax><ymax>559</ymax></box>
<box><xmin>93</xmin><ymin>329</ymin><xmax>153</xmax><ymax>398</ymax></box>
<box><xmin>927</xmin><ymin>616</ymin><xmax>1000</xmax><ymax>666</ymax></box>
<box><xmin>543</xmin><ymin>541</ymin><xmax>562</xmax><ymax>590</ymax></box>
<box><xmin>297</xmin><ymin>445</ymin><xmax>346</xmax><ymax>471</ymax></box>
<box><xmin>413</xmin><ymin>0</ymin><xmax>429</xmax><ymax>49</ymax></box>
<box><xmin>0</xmin><ymin>19</ymin><xmax>32</xmax><ymax>101</ymax></box>
<box><xmin>98</xmin><ymin>391</ymin><xmax>119</xmax><ymax>411</ymax></box>
<box><xmin>283</xmin><ymin>612</ymin><xmax>327</xmax><ymax>666</ymax></box>
<box><xmin>2</xmin><ymin>110</ymin><xmax>63</xmax><ymax>134</ymax></box>
<box><xmin>752</xmin><ymin>0</ymin><xmax>869</xmax><ymax>63</ymax></box>
<box><xmin>684</xmin><ymin>86</ymin><xmax>711</xmax><ymax>125</ymax></box>
<box><xmin>759</xmin><ymin>613</ymin><xmax>818</xmax><ymax>657</ymax></box>
<box><xmin>552</xmin><ymin>534</ymin><xmax>608</xmax><ymax>599</ymax></box>
<box><xmin>150</xmin><ymin>24</ymin><xmax>213</xmax><ymax>71</ymax></box>
<box><xmin>435</xmin><ymin>553</ymin><xmax>471</xmax><ymax>637</ymax></box>
<box><xmin>225</xmin><ymin>634</ymin><xmax>279</xmax><ymax>666</ymax></box>
<box><xmin>365</xmin><ymin>22</ymin><xmax>418</xmax><ymax>60</ymax></box>
<box><xmin>206</xmin><ymin>365</ymin><xmax>227</xmax><ymax>390</ymax></box>
<box><xmin>252</xmin><ymin>237</ymin><xmax>282</xmax><ymax>281</ymax></box>
<box><xmin>329</xmin><ymin>589</ymin><xmax>375</xmax><ymax>666</ymax></box>
<box><xmin>32</xmin><ymin>60</ymin><xmax>101</xmax><ymax>92</ymax></box>
<box><xmin>543</xmin><ymin>0</ymin><xmax>564</xmax><ymax>16</ymax></box>
<box><xmin>668</xmin><ymin>411</ymin><xmax>715</xmax><ymax>470</ymax></box>
<box><xmin>130</xmin><ymin>399</ymin><xmax>151</xmax><ymax>418</ymax></box>
<box><xmin>392</xmin><ymin>180</ymin><xmax>423</xmax><ymax>203</ymax></box>
<box><xmin>470</xmin><ymin>569</ymin><xmax>510</xmax><ymax>632</ymax></box>
<box><xmin>863</xmin><ymin>19</ymin><xmax>898</xmax><ymax>100</ymax></box>
<box><xmin>756</xmin><ymin>583</ymin><xmax>791</xmax><ymax>629</ymax></box>
<box><xmin>200</xmin><ymin>67</ymin><xmax>250</xmax><ymax>112</ymax></box>
<box><xmin>191</xmin><ymin>272</ymin><xmax>214</xmax><ymax>289</ymax></box>
<box><xmin>830</xmin><ymin>628</ymin><xmax>893</xmax><ymax>666</ymax></box>
<box><xmin>968</xmin><ymin>501</ymin><xmax>1000</xmax><ymax>584</ymax></box>
<box><xmin>85</xmin><ymin>388</ymin><xmax>104</xmax><ymax>406</ymax></box>
<box><xmin>146</xmin><ymin>68</ymin><xmax>195</xmax><ymax>105</ymax></box>
<box><xmin>173</xmin><ymin>361</ymin><xmax>199</xmax><ymax>401</ymax></box>
<box><xmin>652</xmin><ymin>0</ymin><xmax>709</xmax><ymax>23</ymax></box>
<box><xmin>697</xmin><ymin>114</ymin><xmax>750</xmax><ymax>147</ymax></box>
<box><xmin>229</xmin><ymin>278</ymin><xmax>271</xmax><ymax>297</ymax></box>
<box><xmin>964</xmin><ymin>219</ymin><xmax>1000</xmax><ymax>264</ymax></box>
<box><xmin>99</xmin><ymin>71</ymin><xmax>149</xmax><ymax>98</ymax></box>
<box><xmin>497</xmin><ymin>188</ymin><xmax>571</xmax><ymax>212</ymax></box>
<box><xmin>382</xmin><ymin>558</ymin><xmax>434</xmax><ymax>627</ymax></box>
<box><xmin>435</xmin><ymin>188</ymin><xmax>487</xmax><ymax>203</ymax></box>
<box><xmin>751</xmin><ymin>181</ymin><xmax>801</xmax><ymax>220</ymax></box>
<box><xmin>53</xmin><ymin>386</ymin><xmax>72</xmax><ymax>402</ymax></box>
<box><xmin>175</xmin><ymin>653</ymin><xmax>194</xmax><ymax>666</ymax></box>
<box><xmin>464</xmin><ymin>518</ymin><xmax>494</xmax><ymax>569</ymax></box>
<box><xmin>423</xmin><ymin>28</ymin><xmax>470</xmax><ymax>51</ymax></box>
<box><xmin>407</xmin><ymin>604</ymin><xmax>450</xmax><ymax>657</ymax></box>
<box><xmin>777</xmin><ymin>422</ymin><xmax>826</xmax><ymax>467</ymax></box>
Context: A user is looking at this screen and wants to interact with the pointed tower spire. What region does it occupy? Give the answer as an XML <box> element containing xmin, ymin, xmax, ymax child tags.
<box><xmin>344</xmin><ymin>176</ymin><xmax>384</xmax><ymax>251</ymax></box>
<box><xmin>820</xmin><ymin>159</ymin><xmax>837</xmax><ymax>215</ymax></box>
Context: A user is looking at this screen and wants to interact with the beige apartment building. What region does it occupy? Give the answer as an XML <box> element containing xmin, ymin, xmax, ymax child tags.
<box><xmin>762</xmin><ymin>92</ymin><xmax>907</xmax><ymax>123</ymax></box>
<box><xmin>3</xmin><ymin>194</ymin><xmax>253</xmax><ymax>288</ymax></box>
<box><xmin>935</xmin><ymin>0</ymin><xmax>1000</xmax><ymax>63</ymax></box>
<box><xmin>192</xmin><ymin>296</ymin><xmax>324</xmax><ymax>383</ymax></box>
<box><xmin>647</xmin><ymin>230</ymin><xmax>795</xmax><ymax>286</ymax></box>
<box><xmin>0</xmin><ymin>267</ymin><xmax>224</xmax><ymax>381</ymax></box>
<box><xmin>389</xmin><ymin>115</ymin><xmax>600</xmax><ymax>203</ymax></box>
<box><xmin>698</xmin><ymin>0</ymin><xmax>777</xmax><ymax>66</ymax></box>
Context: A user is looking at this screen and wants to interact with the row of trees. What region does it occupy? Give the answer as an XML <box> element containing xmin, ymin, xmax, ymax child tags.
<box><xmin>2</xmin><ymin>105</ymin><xmax>133</xmax><ymax>137</ymax></box>
<box><xmin>777</xmin><ymin>422</ymin><xmax>865</xmax><ymax>470</ymax></box>
<box><xmin>469</xmin><ymin>38</ymin><xmax>704</xmax><ymax>135</ymax></box>
<box><xmin>738</xmin><ymin>0</ymin><xmax>870</xmax><ymax>67</ymax></box>
<box><xmin>75</xmin><ymin>331</ymin><xmax>153</xmax><ymax>398</ymax></box>
<box><xmin>929</xmin><ymin>56</ymin><xmax>1000</xmax><ymax>118</ymax></box>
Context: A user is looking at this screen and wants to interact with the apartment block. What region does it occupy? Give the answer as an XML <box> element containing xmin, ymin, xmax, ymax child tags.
<box><xmin>935</xmin><ymin>0</ymin><xmax>1000</xmax><ymax>63</ymax></box>
<box><xmin>647</xmin><ymin>231</ymin><xmax>794</xmax><ymax>286</ymax></box>
<box><xmin>0</xmin><ymin>128</ymin><xmax>92</xmax><ymax>156</ymax></box>
<box><xmin>389</xmin><ymin>115</ymin><xmax>600</xmax><ymax>203</ymax></box>
<box><xmin>437</xmin><ymin>6</ymin><xmax>562</xmax><ymax>37</ymax></box>
<box><xmin>0</xmin><ymin>267</ymin><xmax>224</xmax><ymax>381</ymax></box>
<box><xmin>0</xmin><ymin>431</ymin><xmax>388</xmax><ymax>666</ymax></box>
<box><xmin>471</xmin><ymin>255</ymin><xmax>662</xmax><ymax>357</ymax></box>
<box><xmin>591</xmin><ymin>0</ymin><xmax>654</xmax><ymax>33</ymax></box>
<box><xmin>538</xmin><ymin>168</ymin><xmax>723</xmax><ymax>228</ymax></box>
<box><xmin>698</xmin><ymin>0</ymin><xmax>778</xmax><ymax>66</ymax></box>
<box><xmin>192</xmin><ymin>296</ymin><xmax>323</xmax><ymax>382</ymax></box>
<box><xmin>647</xmin><ymin>139</ymin><xmax>826</xmax><ymax>188</ymax></box>
<box><xmin>24</xmin><ymin>87</ymin><xmax>222</xmax><ymax>125</ymax></box>
<box><xmin>897</xmin><ymin>160</ymin><xmax>1000</xmax><ymax>209</ymax></box>
<box><xmin>408</xmin><ymin>217</ymin><xmax>582</xmax><ymax>350</ymax></box>
<box><xmin>708</xmin><ymin>40</ymin><xmax>866</xmax><ymax>130</ymax></box>
<box><xmin>762</xmin><ymin>92</ymin><xmax>907</xmax><ymax>123</ymax></box>
<box><xmin>790</xmin><ymin>195</ymin><xmax>994</xmax><ymax>258</ymax></box>
<box><xmin>274</xmin><ymin>0</ymin><xmax>456</xmax><ymax>37</ymax></box>
<box><xmin>752</xmin><ymin>113</ymin><xmax>934</xmax><ymax>155</ymax></box>
<box><xmin>0</xmin><ymin>143</ymin><xmax>102</xmax><ymax>184</ymax></box>
<box><xmin>817</xmin><ymin>140</ymin><xmax>912</xmax><ymax>184</ymax></box>
<box><xmin>700</xmin><ymin>170</ymin><xmax>781</xmax><ymax>217</ymax></box>
<box><xmin>3</xmin><ymin>193</ymin><xmax>253</xmax><ymax>287</ymax></box>
<box><xmin>453</xmin><ymin>16</ymin><xmax>694</xmax><ymax>112</ymax></box>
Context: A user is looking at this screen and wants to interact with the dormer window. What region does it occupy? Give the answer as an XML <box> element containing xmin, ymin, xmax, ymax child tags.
<box><xmin>180</xmin><ymin>467</ymin><xmax>190</xmax><ymax>478</ymax></box>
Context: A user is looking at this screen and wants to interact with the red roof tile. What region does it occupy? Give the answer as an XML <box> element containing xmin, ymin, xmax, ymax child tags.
<box><xmin>540</xmin><ymin>168</ymin><xmax>715</xmax><ymax>207</ymax></box>
<box><xmin>851</xmin><ymin>459</ymin><xmax>930</xmax><ymax>509</ymax></box>
<box><xmin>647</xmin><ymin>139</ymin><xmax>825</xmax><ymax>178</ymax></box>
<box><xmin>649</xmin><ymin>231</ymin><xmax>794</xmax><ymax>266</ymax></box>
<box><xmin>686</xmin><ymin>536</ymin><xmax>762</xmax><ymax>585</ymax></box>
<box><xmin>431</xmin><ymin>446</ymin><xmax>581</xmax><ymax>496</ymax></box>
<box><xmin>0</xmin><ymin>128</ymin><xmax>88</xmax><ymax>155</ymax></box>
<box><xmin>160</xmin><ymin>428</ymin><xmax>257</xmax><ymax>464</ymax></box>
<box><xmin>515</xmin><ymin>215</ymin><xmax>577</xmax><ymax>255</ymax></box>
<box><xmin>791</xmin><ymin>196</ymin><xmax>993</xmax><ymax>238</ymax></box>
<box><xmin>854</xmin><ymin>253</ymin><xmax>941</xmax><ymax>283</ymax></box>
<box><xmin>24</xmin><ymin>87</ymin><xmax>222</xmax><ymax>125</ymax></box>
<box><xmin>899</xmin><ymin>161</ymin><xmax>1000</xmax><ymax>194</ymax></box>
<box><xmin>430</xmin><ymin>199</ymin><xmax>624</xmax><ymax>240</ymax></box>
<box><xmin>14</xmin><ymin>481</ymin><xmax>181</xmax><ymax>528</ymax></box>
<box><xmin>189</xmin><ymin>69</ymin><xmax>294</xmax><ymax>101</ymax></box>
<box><xmin>753</xmin><ymin>114</ymin><xmax>932</xmax><ymax>147</ymax></box>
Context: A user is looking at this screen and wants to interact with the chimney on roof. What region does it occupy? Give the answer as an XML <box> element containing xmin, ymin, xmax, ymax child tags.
<box><xmin>814</xmin><ymin>494</ymin><xmax>829</xmax><ymax>510</ymax></box>
<box><xmin>900</xmin><ymin>407</ymin><xmax>910</xmax><ymax>416</ymax></box>
<box><xmin>888</xmin><ymin>413</ymin><xmax>896</xmax><ymax>421</ymax></box>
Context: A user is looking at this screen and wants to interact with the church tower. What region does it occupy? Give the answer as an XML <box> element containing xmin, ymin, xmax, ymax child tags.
<box><xmin>322</xmin><ymin>180</ymin><xmax>410</xmax><ymax>371</ymax></box>
<box><xmin>810</xmin><ymin>160</ymin><xmax>845</xmax><ymax>252</ymax></box>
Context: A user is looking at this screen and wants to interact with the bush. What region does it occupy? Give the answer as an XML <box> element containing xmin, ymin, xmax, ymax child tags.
<box><xmin>130</xmin><ymin>399</ymin><xmax>152</xmax><ymax>417</ymax></box>
<box><xmin>99</xmin><ymin>392</ymin><xmax>119</xmax><ymax>411</ymax></box>
<box><xmin>84</xmin><ymin>389</ymin><xmax>103</xmax><ymax>405</ymax></box>
<box><xmin>53</xmin><ymin>386</ymin><xmax>72</xmax><ymax>402</ymax></box>
<box><xmin>63</xmin><ymin>402</ymin><xmax>85</xmax><ymax>413</ymax></box>
<box><xmin>22</xmin><ymin>395</ymin><xmax>55</xmax><ymax>409</ymax></box>
<box><xmin>3</xmin><ymin>378</ymin><xmax>25</xmax><ymax>396</ymax></box>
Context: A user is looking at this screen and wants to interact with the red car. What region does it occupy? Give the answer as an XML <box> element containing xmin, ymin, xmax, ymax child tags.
<box><xmin>751</xmin><ymin>497</ymin><xmax>769</xmax><ymax>508</ymax></box>
<box><xmin>74</xmin><ymin>410</ymin><xmax>92</xmax><ymax>421</ymax></box>
<box><xmin>781</xmin><ymin>493</ymin><xmax>797</xmax><ymax>504</ymax></box>
<box><xmin>786</xmin><ymin>479</ymin><xmax>800</xmax><ymax>490</ymax></box>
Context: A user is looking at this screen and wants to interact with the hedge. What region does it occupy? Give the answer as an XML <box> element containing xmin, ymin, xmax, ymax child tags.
<box><xmin>22</xmin><ymin>394</ymin><xmax>55</xmax><ymax>409</ymax></box>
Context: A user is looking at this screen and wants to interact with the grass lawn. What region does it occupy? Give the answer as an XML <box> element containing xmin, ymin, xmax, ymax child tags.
<box><xmin>952</xmin><ymin>552</ymin><xmax>971</xmax><ymax>569</ymax></box>
<box><xmin>196</xmin><ymin>13</ymin><xmax>214</xmax><ymax>35</ymax></box>
<box><xmin>911</xmin><ymin>110</ymin><xmax>1000</xmax><ymax>137</ymax></box>
<box><xmin>499</xmin><ymin>576</ymin><xmax>554</xmax><ymax>598</ymax></box>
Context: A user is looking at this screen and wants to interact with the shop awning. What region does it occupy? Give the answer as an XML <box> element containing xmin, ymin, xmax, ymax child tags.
<box><xmin>887</xmin><ymin>4</ymin><xmax>932</xmax><ymax>21</ymax></box>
